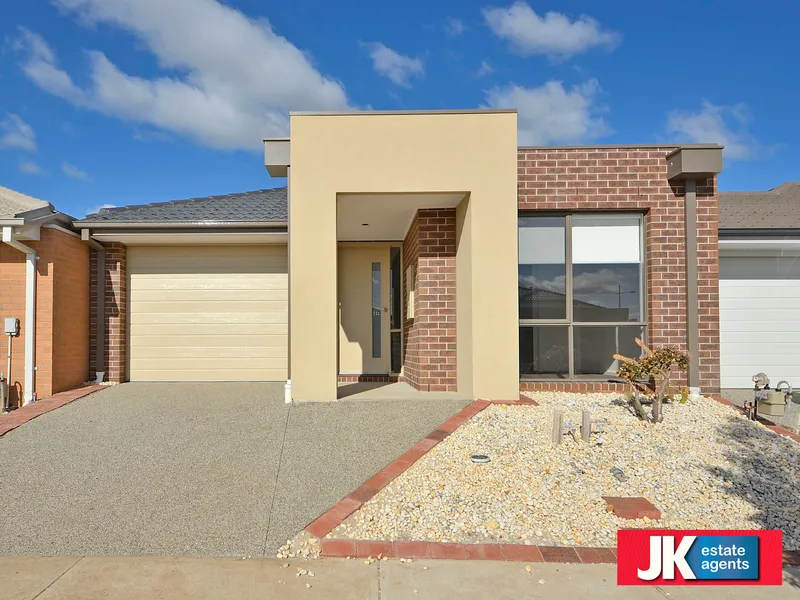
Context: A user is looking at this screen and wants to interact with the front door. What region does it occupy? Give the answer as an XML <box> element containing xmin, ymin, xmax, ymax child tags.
<box><xmin>338</xmin><ymin>245</ymin><xmax>392</xmax><ymax>374</ymax></box>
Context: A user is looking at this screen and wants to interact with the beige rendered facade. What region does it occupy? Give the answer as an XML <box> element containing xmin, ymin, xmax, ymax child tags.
<box><xmin>284</xmin><ymin>110</ymin><xmax>520</xmax><ymax>402</ymax></box>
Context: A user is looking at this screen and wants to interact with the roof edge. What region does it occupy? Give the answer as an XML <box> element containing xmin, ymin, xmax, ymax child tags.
<box><xmin>290</xmin><ymin>109</ymin><xmax>517</xmax><ymax>116</ymax></box>
<box><xmin>74</xmin><ymin>220</ymin><xmax>288</xmax><ymax>229</ymax></box>
<box><xmin>520</xmin><ymin>143</ymin><xmax>723</xmax><ymax>151</ymax></box>
<box><xmin>719</xmin><ymin>228</ymin><xmax>800</xmax><ymax>237</ymax></box>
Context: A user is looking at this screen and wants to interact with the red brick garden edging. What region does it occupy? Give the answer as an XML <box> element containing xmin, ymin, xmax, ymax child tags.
<box><xmin>306</xmin><ymin>399</ymin><xmax>492</xmax><ymax>540</ymax></box>
<box><xmin>321</xmin><ymin>538</ymin><xmax>616</xmax><ymax>563</ymax></box>
<box><xmin>0</xmin><ymin>385</ymin><xmax>104</xmax><ymax>438</ymax></box>
<box><xmin>307</xmin><ymin>395</ymin><xmax>800</xmax><ymax>566</ymax></box>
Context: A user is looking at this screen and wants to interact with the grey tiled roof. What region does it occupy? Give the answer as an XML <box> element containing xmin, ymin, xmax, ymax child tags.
<box><xmin>719</xmin><ymin>182</ymin><xmax>800</xmax><ymax>229</ymax></box>
<box><xmin>0</xmin><ymin>185</ymin><xmax>50</xmax><ymax>219</ymax></box>
<box><xmin>78</xmin><ymin>187</ymin><xmax>288</xmax><ymax>223</ymax></box>
<box><xmin>518</xmin><ymin>286</ymin><xmax>597</xmax><ymax>309</ymax></box>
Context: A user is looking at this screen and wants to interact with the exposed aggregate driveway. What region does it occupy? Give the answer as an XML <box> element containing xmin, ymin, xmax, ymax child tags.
<box><xmin>0</xmin><ymin>383</ymin><xmax>468</xmax><ymax>557</ymax></box>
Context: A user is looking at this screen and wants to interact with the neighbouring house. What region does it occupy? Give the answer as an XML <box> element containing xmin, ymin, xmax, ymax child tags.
<box><xmin>719</xmin><ymin>182</ymin><xmax>800</xmax><ymax>392</ymax></box>
<box><xmin>74</xmin><ymin>110</ymin><xmax>723</xmax><ymax>401</ymax></box>
<box><xmin>0</xmin><ymin>186</ymin><xmax>89</xmax><ymax>407</ymax></box>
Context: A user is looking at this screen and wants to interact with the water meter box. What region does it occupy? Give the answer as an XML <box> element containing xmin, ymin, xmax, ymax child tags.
<box><xmin>759</xmin><ymin>390</ymin><xmax>788</xmax><ymax>417</ymax></box>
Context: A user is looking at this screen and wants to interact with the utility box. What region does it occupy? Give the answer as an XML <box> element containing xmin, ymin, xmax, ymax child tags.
<box><xmin>759</xmin><ymin>390</ymin><xmax>789</xmax><ymax>417</ymax></box>
<box><xmin>4</xmin><ymin>317</ymin><xmax>19</xmax><ymax>336</ymax></box>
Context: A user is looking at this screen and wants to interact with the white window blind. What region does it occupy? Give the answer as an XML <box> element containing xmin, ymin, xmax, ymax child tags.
<box><xmin>519</xmin><ymin>224</ymin><xmax>565</xmax><ymax>264</ymax></box>
<box><xmin>572</xmin><ymin>215</ymin><xmax>641</xmax><ymax>264</ymax></box>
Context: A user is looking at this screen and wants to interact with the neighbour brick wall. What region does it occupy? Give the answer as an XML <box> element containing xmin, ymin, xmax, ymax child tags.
<box><xmin>90</xmin><ymin>243</ymin><xmax>127</xmax><ymax>383</ymax></box>
<box><xmin>32</xmin><ymin>234</ymin><xmax>55</xmax><ymax>399</ymax></box>
<box><xmin>0</xmin><ymin>227</ymin><xmax>90</xmax><ymax>405</ymax></box>
<box><xmin>402</xmin><ymin>209</ymin><xmax>457</xmax><ymax>392</ymax></box>
<box><xmin>50</xmin><ymin>230</ymin><xmax>90</xmax><ymax>393</ymax></box>
<box><xmin>517</xmin><ymin>147</ymin><xmax>720</xmax><ymax>394</ymax></box>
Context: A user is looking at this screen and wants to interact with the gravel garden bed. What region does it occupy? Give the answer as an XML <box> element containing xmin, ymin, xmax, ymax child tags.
<box><xmin>331</xmin><ymin>392</ymin><xmax>800</xmax><ymax>550</ymax></box>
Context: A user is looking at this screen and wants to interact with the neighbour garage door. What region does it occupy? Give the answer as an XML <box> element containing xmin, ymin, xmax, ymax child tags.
<box><xmin>128</xmin><ymin>245</ymin><xmax>288</xmax><ymax>381</ymax></box>
<box><xmin>719</xmin><ymin>255</ymin><xmax>800</xmax><ymax>388</ymax></box>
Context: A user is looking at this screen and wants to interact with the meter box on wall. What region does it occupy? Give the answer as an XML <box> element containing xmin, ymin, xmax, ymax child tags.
<box><xmin>4</xmin><ymin>318</ymin><xmax>19</xmax><ymax>336</ymax></box>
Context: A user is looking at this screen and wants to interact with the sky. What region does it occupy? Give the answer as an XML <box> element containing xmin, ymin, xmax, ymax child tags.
<box><xmin>0</xmin><ymin>0</ymin><xmax>797</xmax><ymax>218</ymax></box>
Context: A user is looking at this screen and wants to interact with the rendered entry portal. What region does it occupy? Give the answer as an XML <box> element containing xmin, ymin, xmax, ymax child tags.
<box><xmin>518</xmin><ymin>213</ymin><xmax>645</xmax><ymax>380</ymax></box>
<box><xmin>288</xmin><ymin>110</ymin><xmax>519</xmax><ymax>401</ymax></box>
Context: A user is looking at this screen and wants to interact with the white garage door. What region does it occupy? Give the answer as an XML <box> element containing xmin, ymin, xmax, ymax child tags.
<box><xmin>128</xmin><ymin>245</ymin><xmax>288</xmax><ymax>381</ymax></box>
<box><xmin>720</xmin><ymin>255</ymin><xmax>800</xmax><ymax>388</ymax></box>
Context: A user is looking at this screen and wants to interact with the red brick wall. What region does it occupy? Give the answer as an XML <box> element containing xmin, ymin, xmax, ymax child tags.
<box><xmin>696</xmin><ymin>179</ymin><xmax>720</xmax><ymax>392</ymax></box>
<box><xmin>50</xmin><ymin>230</ymin><xmax>90</xmax><ymax>393</ymax></box>
<box><xmin>517</xmin><ymin>146</ymin><xmax>719</xmax><ymax>394</ymax></box>
<box><xmin>90</xmin><ymin>243</ymin><xmax>127</xmax><ymax>383</ymax></box>
<box><xmin>0</xmin><ymin>227</ymin><xmax>90</xmax><ymax>404</ymax></box>
<box><xmin>402</xmin><ymin>209</ymin><xmax>457</xmax><ymax>392</ymax></box>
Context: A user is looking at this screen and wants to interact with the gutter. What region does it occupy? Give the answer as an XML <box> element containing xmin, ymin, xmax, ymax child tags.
<box><xmin>719</xmin><ymin>228</ymin><xmax>800</xmax><ymax>239</ymax></box>
<box><xmin>1</xmin><ymin>227</ymin><xmax>37</xmax><ymax>404</ymax></box>
<box><xmin>73</xmin><ymin>221</ymin><xmax>288</xmax><ymax>229</ymax></box>
<box><xmin>81</xmin><ymin>230</ymin><xmax>106</xmax><ymax>383</ymax></box>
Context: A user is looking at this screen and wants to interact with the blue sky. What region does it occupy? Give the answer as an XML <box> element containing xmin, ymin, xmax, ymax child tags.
<box><xmin>0</xmin><ymin>0</ymin><xmax>797</xmax><ymax>218</ymax></box>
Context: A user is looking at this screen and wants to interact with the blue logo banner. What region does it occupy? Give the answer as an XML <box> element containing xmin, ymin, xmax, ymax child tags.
<box><xmin>685</xmin><ymin>536</ymin><xmax>759</xmax><ymax>580</ymax></box>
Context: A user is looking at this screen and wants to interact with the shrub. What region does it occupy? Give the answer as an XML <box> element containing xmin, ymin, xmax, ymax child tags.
<box><xmin>614</xmin><ymin>338</ymin><xmax>690</xmax><ymax>423</ymax></box>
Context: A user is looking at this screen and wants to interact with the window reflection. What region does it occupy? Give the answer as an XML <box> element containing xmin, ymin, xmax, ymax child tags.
<box><xmin>572</xmin><ymin>264</ymin><xmax>641</xmax><ymax>322</ymax></box>
<box><xmin>518</xmin><ymin>216</ymin><xmax>566</xmax><ymax>320</ymax></box>
<box><xmin>519</xmin><ymin>326</ymin><xmax>568</xmax><ymax>377</ymax></box>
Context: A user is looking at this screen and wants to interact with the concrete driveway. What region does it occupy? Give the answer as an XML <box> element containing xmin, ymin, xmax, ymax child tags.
<box><xmin>0</xmin><ymin>383</ymin><xmax>469</xmax><ymax>557</ymax></box>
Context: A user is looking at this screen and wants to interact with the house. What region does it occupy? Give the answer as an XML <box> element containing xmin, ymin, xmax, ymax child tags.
<box><xmin>74</xmin><ymin>109</ymin><xmax>723</xmax><ymax>402</ymax></box>
<box><xmin>0</xmin><ymin>186</ymin><xmax>89</xmax><ymax>407</ymax></box>
<box><xmin>718</xmin><ymin>182</ymin><xmax>800</xmax><ymax>392</ymax></box>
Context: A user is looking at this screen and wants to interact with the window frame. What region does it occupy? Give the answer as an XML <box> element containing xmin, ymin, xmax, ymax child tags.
<box><xmin>518</xmin><ymin>212</ymin><xmax>648</xmax><ymax>380</ymax></box>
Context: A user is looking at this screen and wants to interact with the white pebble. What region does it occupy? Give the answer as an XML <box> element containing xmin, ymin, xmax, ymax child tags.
<box><xmin>327</xmin><ymin>394</ymin><xmax>800</xmax><ymax>551</ymax></box>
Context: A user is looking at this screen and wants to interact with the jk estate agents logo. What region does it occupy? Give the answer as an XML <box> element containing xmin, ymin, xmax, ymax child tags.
<box><xmin>617</xmin><ymin>530</ymin><xmax>783</xmax><ymax>586</ymax></box>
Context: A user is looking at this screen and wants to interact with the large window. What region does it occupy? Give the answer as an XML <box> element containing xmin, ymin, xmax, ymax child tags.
<box><xmin>519</xmin><ymin>213</ymin><xmax>645</xmax><ymax>379</ymax></box>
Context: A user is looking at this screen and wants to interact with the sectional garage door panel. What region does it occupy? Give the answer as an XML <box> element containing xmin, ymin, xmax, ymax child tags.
<box><xmin>128</xmin><ymin>246</ymin><xmax>288</xmax><ymax>381</ymax></box>
<box><xmin>719</xmin><ymin>255</ymin><xmax>800</xmax><ymax>389</ymax></box>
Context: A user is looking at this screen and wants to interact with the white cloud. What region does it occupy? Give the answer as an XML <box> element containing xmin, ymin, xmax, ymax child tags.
<box><xmin>0</xmin><ymin>113</ymin><xmax>37</xmax><ymax>152</ymax></box>
<box><xmin>445</xmin><ymin>17</ymin><xmax>466</xmax><ymax>37</ymax></box>
<box><xmin>485</xmin><ymin>79</ymin><xmax>611</xmax><ymax>145</ymax></box>
<box><xmin>666</xmin><ymin>100</ymin><xmax>761</xmax><ymax>160</ymax></box>
<box><xmin>85</xmin><ymin>203</ymin><xmax>115</xmax><ymax>216</ymax></box>
<box><xmin>133</xmin><ymin>129</ymin><xmax>173</xmax><ymax>143</ymax></box>
<box><xmin>61</xmin><ymin>161</ymin><xmax>91</xmax><ymax>181</ymax></box>
<box><xmin>18</xmin><ymin>161</ymin><xmax>44</xmax><ymax>175</ymax></box>
<box><xmin>474</xmin><ymin>60</ymin><xmax>494</xmax><ymax>77</ymax></box>
<box><xmin>483</xmin><ymin>2</ymin><xmax>620</xmax><ymax>59</ymax></box>
<box><xmin>14</xmin><ymin>28</ymin><xmax>89</xmax><ymax>104</ymax></box>
<box><xmin>14</xmin><ymin>0</ymin><xmax>353</xmax><ymax>151</ymax></box>
<box><xmin>362</xmin><ymin>42</ymin><xmax>424</xmax><ymax>88</ymax></box>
